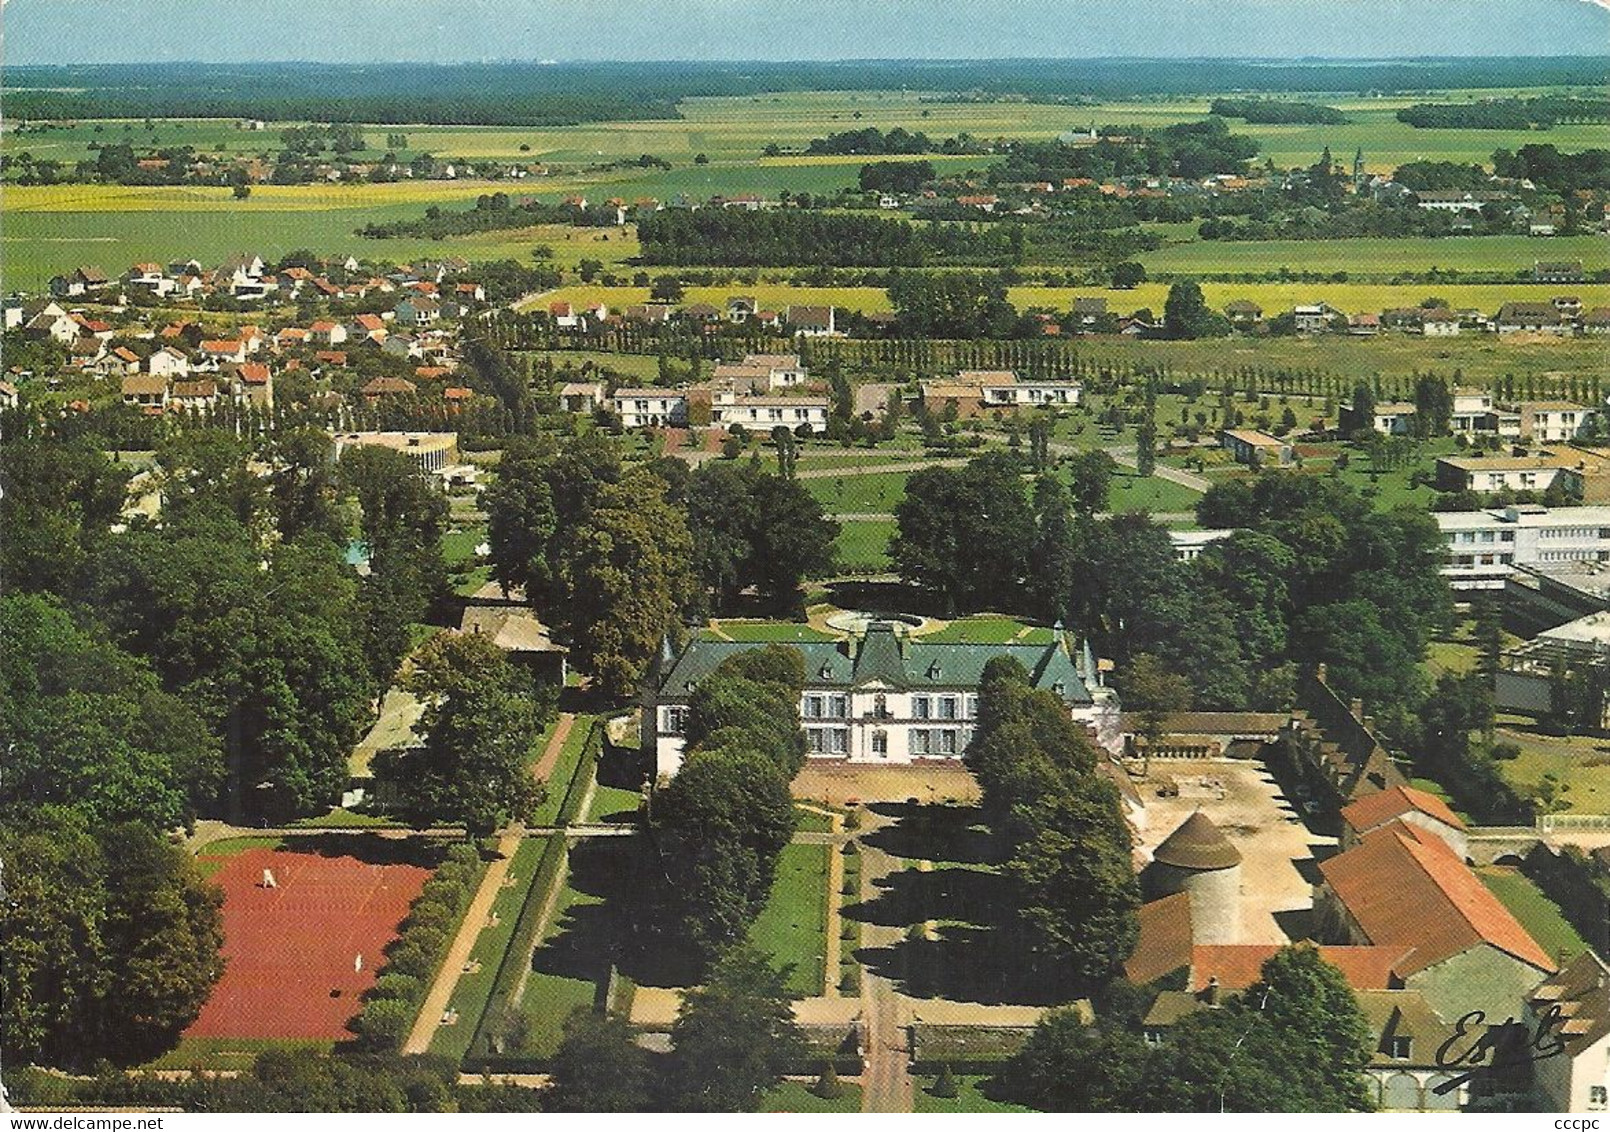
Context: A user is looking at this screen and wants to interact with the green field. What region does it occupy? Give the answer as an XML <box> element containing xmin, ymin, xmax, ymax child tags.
<box><xmin>913</xmin><ymin>1073</ymin><xmax>1031</xmax><ymax>1113</ymax></box>
<box><xmin>919</xmin><ymin>616</ymin><xmax>1037</xmax><ymax>644</ymax></box>
<box><xmin>834</xmin><ymin>518</ymin><xmax>896</xmax><ymax>574</ymax></box>
<box><xmin>805</xmin><ymin>470</ymin><xmax>911</xmax><ymax>514</ymax></box>
<box><xmin>12</xmin><ymin>88</ymin><xmax>1603</xmax><ymax>293</ymax></box>
<box><xmin>1492</xmin><ymin>715</ymin><xmax>1610</xmax><ymax>814</ymax></box>
<box><xmin>1477</xmin><ymin>866</ymin><xmax>1589</xmax><ymax>964</ymax></box>
<box><xmin>518</xmin><ymin>856</ymin><xmax>605</xmax><ymax>1060</ymax></box>
<box><xmin>530</xmin><ymin>715</ymin><xmax>598</xmax><ymax>827</ymax></box>
<box><xmin>1105</xmin><ymin>470</ymin><xmax>1202</xmax><ymax>515</ymax></box>
<box><xmin>708</xmin><ymin>620</ymin><xmax>839</xmax><ymax>643</ymax></box>
<box><xmin>145</xmin><ymin>1035</ymin><xmax>334</xmax><ymax>1073</ymax></box>
<box><xmin>1142</xmin><ymin>234</ymin><xmax>1608</xmax><ymax>278</ymax></box>
<box><xmin>762</xmin><ymin>1079</ymin><xmax>865</xmax><ymax>1113</ymax></box>
<box><xmin>748</xmin><ymin>842</ymin><xmax>831</xmax><ymax>998</ymax></box>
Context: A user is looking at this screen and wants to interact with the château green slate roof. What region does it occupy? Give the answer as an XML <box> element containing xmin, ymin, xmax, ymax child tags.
<box><xmin>657</xmin><ymin>621</ymin><xmax>1094</xmax><ymax>706</ymax></box>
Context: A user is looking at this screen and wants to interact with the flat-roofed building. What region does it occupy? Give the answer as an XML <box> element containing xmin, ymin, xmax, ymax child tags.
<box><xmin>332</xmin><ymin>431</ymin><xmax>460</xmax><ymax>472</ymax></box>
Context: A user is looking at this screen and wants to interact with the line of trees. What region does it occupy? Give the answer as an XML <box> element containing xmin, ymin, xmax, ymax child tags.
<box><xmin>1209</xmin><ymin>98</ymin><xmax>1350</xmax><ymax>125</ymax></box>
<box><xmin>1397</xmin><ymin>96</ymin><xmax>1610</xmax><ymax>131</ymax></box>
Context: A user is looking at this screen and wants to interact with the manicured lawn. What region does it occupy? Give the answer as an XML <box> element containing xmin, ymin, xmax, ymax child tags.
<box><xmin>749</xmin><ymin>842</ymin><xmax>831</xmax><ymax>998</ymax></box>
<box><xmin>1426</xmin><ymin>639</ymin><xmax>1480</xmax><ymax>678</ymax></box>
<box><xmin>1478</xmin><ymin>866</ymin><xmax>1589</xmax><ymax>964</ymax></box>
<box><xmin>194</xmin><ymin>836</ymin><xmax>286</xmax><ymax>876</ymax></box>
<box><xmin>287</xmin><ymin>807</ymin><xmax>400</xmax><ymax>829</ymax></box>
<box><xmin>834</xmin><ymin>519</ymin><xmax>896</xmax><ymax>574</ymax></box>
<box><xmin>795</xmin><ymin>806</ymin><xmax>835</xmax><ymax>834</ymax></box>
<box><xmin>1105</xmin><ymin>470</ymin><xmax>1202</xmax><ymax>515</ymax></box>
<box><xmin>440</xmin><ymin>527</ymin><xmax>486</xmax><ymax>567</ymax></box>
<box><xmin>711</xmin><ymin>620</ymin><xmax>838</xmax><ymax>643</ymax></box>
<box><xmin>921</xmin><ymin>616</ymin><xmax>1034</xmax><ymax>644</ymax></box>
<box><xmin>428</xmin><ymin>836</ymin><xmax>549</xmax><ymax>1062</ymax></box>
<box><xmin>762</xmin><ymin>1080</ymin><xmax>864</xmax><ymax>1113</ymax></box>
<box><xmin>804</xmin><ymin>470</ymin><xmax>910</xmax><ymax>514</ymax></box>
<box><xmin>585</xmin><ymin>782</ymin><xmax>642</xmax><ymax>822</ymax></box>
<box><xmin>914</xmin><ymin>1073</ymin><xmax>1030</xmax><ymax>1113</ymax></box>
<box><xmin>519</xmin><ymin>865</ymin><xmax>604</xmax><ymax>1060</ymax></box>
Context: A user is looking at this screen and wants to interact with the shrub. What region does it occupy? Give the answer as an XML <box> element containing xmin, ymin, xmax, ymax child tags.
<box><xmin>931</xmin><ymin>1064</ymin><xmax>959</xmax><ymax>1099</ymax></box>
<box><xmin>811</xmin><ymin>1062</ymin><xmax>846</xmax><ymax>1100</ymax></box>
<box><xmin>1492</xmin><ymin>741</ymin><xmax>1522</xmax><ymax>761</ymax></box>
<box><xmin>357</xmin><ymin>996</ymin><xmax>415</xmax><ymax>1049</ymax></box>
<box><xmin>405</xmin><ymin>900</ymin><xmax>457</xmax><ymax>935</ymax></box>
<box><xmin>369</xmin><ymin>972</ymin><xmax>423</xmax><ymax>1001</ymax></box>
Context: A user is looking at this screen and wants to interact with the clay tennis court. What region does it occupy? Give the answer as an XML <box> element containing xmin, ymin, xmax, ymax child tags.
<box><xmin>185</xmin><ymin>847</ymin><xmax>432</xmax><ymax>1041</ymax></box>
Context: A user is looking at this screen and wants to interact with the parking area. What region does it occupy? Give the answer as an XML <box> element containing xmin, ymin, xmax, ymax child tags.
<box><xmin>1134</xmin><ymin>759</ymin><xmax>1334</xmax><ymax>945</ymax></box>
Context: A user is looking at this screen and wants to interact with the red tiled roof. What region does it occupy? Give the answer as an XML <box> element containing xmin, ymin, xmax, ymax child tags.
<box><xmin>1124</xmin><ymin>893</ymin><xmax>1193</xmax><ymax>986</ymax></box>
<box><xmin>1341</xmin><ymin>785</ymin><xmax>1465</xmax><ymax>835</ymax></box>
<box><xmin>1190</xmin><ymin>944</ymin><xmax>1413</xmax><ymax>993</ymax></box>
<box><xmin>201</xmin><ymin>339</ymin><xmax>242</xmax><ymax>353</ymax></box>
<box><xmin>238</xmin><ymin>363</ymin><xmax>271</xmax><ymax>384</ymax></box>
<box><xmin>363</xmin><ymin>377</ymin><xmax>417</xmax><ymax>396</ymax></box>
<box><xmin>1319</xmin><ymin>822</ymin><xmax>1553</xmax><ymax>975</ymax></box>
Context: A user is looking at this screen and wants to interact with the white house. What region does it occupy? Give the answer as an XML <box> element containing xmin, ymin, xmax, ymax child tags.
<box><xmin>613</xmin><ymin>388</ymin><xmax>688</xmax><ymax>429</ymax></box>
<box><xmin>1169</xmin><ymin>529</ymin><xmax>1236</xmax><ymax>562</ymax></box>
<box><xmin>741</xmin><ymin>353</ymin><xmax>809</xmax><ymax>389</ymax></box>
<box><xmin>976</xmin><ymin>372</ymin><xmax>1083</xmax><ymax>409</ymax></box>
<box><xmin>786</xmin><ymin>305</ymin><xmax>838</xmax><ymax>337</ymax></box>
<box><xmin>649</xmin><ymin>621</ymin><xmax>1118</xmax><ymax>778</ymax></box>
<box><xmin>709</xmin><ymin>393</ymin><xmax>830</xmax><ymax>434</ymax></box>
<box><xmin>1522</xmin><ymin>401</ymin><xmax>1596</xmax><ymax>444</ymax></box>
<box><xmin>1422</xmin><ymin>310</ymin><xmax>1461</xmax><ymax>337</ymax></box>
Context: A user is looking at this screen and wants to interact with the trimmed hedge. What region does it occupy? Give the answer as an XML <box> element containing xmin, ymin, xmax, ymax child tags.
<box><xmin>354</xmin><ymin>843</ymin><xmax>487</xmax><ymax>1050</ymax></box>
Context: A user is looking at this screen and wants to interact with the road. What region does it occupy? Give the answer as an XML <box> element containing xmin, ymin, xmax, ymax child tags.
<box><xmin>856</xmin><ymin>818</ymin><xmax>913</xmax><ymax>1113</ymax></box>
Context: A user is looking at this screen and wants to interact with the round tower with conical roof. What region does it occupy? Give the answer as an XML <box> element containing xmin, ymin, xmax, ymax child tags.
<box><xmin>1146</xmin><ymin>810</ymin><xmax>1242</xmax><ymax>945</ymax></box>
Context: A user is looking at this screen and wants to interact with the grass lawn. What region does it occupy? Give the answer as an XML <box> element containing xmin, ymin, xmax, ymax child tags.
<box><xmin>1492</xmin><ymin>715</ymin><xmax>1610</xmax><ymax>815</ymax></box>
<box><xmin>920</xmin><ymin>616</ymin><xmax>1034</xmax><ymax>644</ymax></box>
<box><xmin>805</xmin><ymin>470</ymin><xmax>911</xmax><ymax>514</ymax></box>
<box><xmin>1105</xmin><ymin>470</ymin><xmax>1202</xmax><ymax>515</ymax></box>
<box><xmin>145</xmin><ymin>1036</ymin><xmax>333</xmax><ymax>1073</ymax></box>
<box><xmin>440</xmin><ymin>526</ymin><xmax>487</xmax><ymax>567</ymax></box>
<box><xmin>762</xmin><ymin>1080</ymin><xmax>864</xmax><ymax>1113</ymax></box>
<box><xmin>914</xmin><ymin>1073</ymin><xmax>1030</xmax><ymax>1113</ymax></box>
<box><xmin>795</xmin><ymin>806</ymin><xmax>835</xmax><ymax>834</ymax></box>
<box><xmin>710</xmin><ymin>620</ymin><xmax>838</xmax><ymax>643</ymax></box>
<box><xmin>1141</xmin><ymin>234</ymin><xmax>1608</xmax><ymax>279</ymax></box>
<box><xmin>195</xmin><ymin>836</ymin><xmax>286</xmax><ymax>876</ymax></box>
<box><xmin>1477</xmin><ymin>866</ymin><xmax>1589</xmax><ymax>964</ymax></box>
<box><xmin>749</xmin><ymin>842</ymin><xmax>831</xmax><ymax>998</ymax></box>
<box><xmin>427</xmin><ymin>837</ymin><xmax>550</xmax><ymax>1063</ymax></box>
<box><xmin>518</xmin><ymin>862</ymin><xmax>604</xmax><ymax>1060</ymax></box>
<box><xmin>1426</xmin><ymin>639</ymin><xmax>1480</xmax><ymax>678</ymax></box>
<box><xmin>585</xmin><ymin>782</ymin><xmax>642</xmax><ymax>823</ymax></box>
<box><xmin>286</xmin><ymin>807</ymin><xmax>399</xmax><ymax>830</ymax></box>
<box><xmin>530</xmin><ymin>715</ymin><xmax>598</xmax><ymax>826</ymax></box>
<box><xmin>834</xmin><ymin>519</ymin><xmax>896</xmax><ymax>574</ymax></box>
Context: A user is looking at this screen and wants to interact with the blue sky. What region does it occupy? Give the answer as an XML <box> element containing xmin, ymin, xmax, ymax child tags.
<box><xmin>6</xmin><ymin>0</ymin><xmax>1607</xmax><ymax>63</ymax></box>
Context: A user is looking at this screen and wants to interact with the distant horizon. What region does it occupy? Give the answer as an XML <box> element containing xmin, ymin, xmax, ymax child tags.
<box><xmin>6</xmin><ymin>0</ymin><xmax>1607</xmax><ymax>66</ymax></box>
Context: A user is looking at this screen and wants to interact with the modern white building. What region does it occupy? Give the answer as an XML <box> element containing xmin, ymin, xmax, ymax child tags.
<box><xmin>649</xmin><ymin>621</ymin><xmax>1118</xmax><ymax>778</ymax></box>
<box><xmin>1435</xmin><ymin>505</ymin><xmax>1610</xmax><ymax>589</ymax></box>
<box><xmin>977</xmin><ymin>374</ymin><xmax>1083</xmax><ymax>409</ymax></box>
<box><xmin>1523</xmin><ymin>401</ymin><xmax>1597</xmax><ymax>444</ymax></box>
<box><xmin>612</xmin><ymin>388</ymin><xmax>688</xmax><ymax>429</ymax></box>
<box><xmin>1169</xmin><ymin>529</ymin><xmax>1236</xmax><ymax>562</ymax></box>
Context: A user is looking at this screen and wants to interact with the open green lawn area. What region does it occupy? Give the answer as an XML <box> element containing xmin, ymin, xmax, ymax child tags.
<box><xmin>427</xmin><ymin>837</ymin><xmax>550</xmax><ymax>1063</ymax></box>
<box><xmin>913</xmin><ymin>1073</ymin><xmax>1031</xmax><ymax>1113</ymax></box>
<box><xmin>833</xmin><ymin>519</ymin><xmax>896</xmax><ymax>574</ymax></box>
<box><xmin>585</xmin><ymin>781</ymin><xmax>642</xmax><ymax>823</ymax></box>
<box><xmin>708</xmin><ymin>620</ymin><xmax>838</xmax><ymax>643</ymax></box>
<box><xmin>749</xmin><ymin>842</ymin><xmax>830</xmax><ymax>998</ymax></box>
<box><xmin>805</xmin><ymin>470</ymin><xmax>910</xmax><ymax>514</ymax></box>
<box><xmin>1426</xmin><ymin>638</ymin><xmax>1480</xmax><ymax>678</ymax></box>
<box><xmin>518</xmin><ymin>349</ymin><xmax>663</xmax><ymax>381</ymax></box>
<box><xmin>144</xmin><ymin>1036</ymin><xmax>334</xmax><ymax>1073</ymax></box>
<box><xmin>1105</xmin><ymin>470</ymin><xmax>1202</xmax><ymax>515</ymax></box>
<box><xmin>518</xmin><ymin>855</ymin><xmax>604</xmax><ymax>1060</ymax></box>
<box><xmin>1141</xmin><ymin>234</ymin><xmax>1608</xmax><ymax>279</ymax></box>
<box><xmin>1492</xmin><ymin>715</ymin><xmax>1610</xmax><ymax>815</ymax></box>
<box><xmin>440</xmin><ymin>526</ymin><xmax>486</xmax><ymax>567</ymax></box>
<box><xmin>530</xmin><ymin>715</ymin><xmax>598</xmax><ymax>826</ymax></box>
<box><xmin>1477</xmin><ymin>866</ymin><xmax>1589</xmax><ymax>964</ymax></box>
<box><xmin>761</xmin><ymin>1080</ymin><xmax>864</xmax><ymax>1113</ymax></box>
<box><xmin>920</xmin><ymin>615</ymin><xmax>1037</xmax><ymax>644</ymax></box>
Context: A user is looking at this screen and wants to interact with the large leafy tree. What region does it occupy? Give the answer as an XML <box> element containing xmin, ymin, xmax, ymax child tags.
<box><xmin>380</xmin><ymin>632</ymin><xmax>546</xmax><ymax>837</ymax></box>
<box><xmin>84</xmin><ymin>512</ymin><xmax>374</xmax><ymax>820</ymax></box>
<box><xmin>545</xmin><ymin>1009</ymin><xmax>655</xmax><ymax>1112</ymax></box>
<box><xmin>966</xmin><ymin>661</ymin><xmax>1138</xmax><ymax>982</ymax></box>
<box><xmin>686</xmin><ymin>461</ymin><xmax>836</xmax><ymax>613</ymax></box>
<box><xmin>1162</xmin><ymin>278</ymin><xmax>1225</xmax><ymax>340</ymax></box>
<box><xmin>650</xmin><ymin>743</ymin><xmax>796</xmax><ymax>956</ymax></box>
<box><xmin>0</xmin><ymin>810</ymin><xmax>223</xmax><ymax>1069</ymax></box>
<box><xmin>0</xmin><ymin>434</ymin><xmax>130</xmax><ymax>595</ymax></box>
<box><xmin>892</xmin><ymin>452</ymin><xmax>1036</xmax><ymax>613</ymax></box>
<box><xmin>0</xmin><ymin>593</ymin><xmax>221</xmax><ymax>828</ymax></box>
<box><xmin>684</xmin><ymin>648</ymin><xmax>807</xmax><ymax>779</ymax></box>
<box><xmin>341</xmin><ymin>445</ymin><xmax>449</xmax><ymax>681</ymax></box>
<box><xmin>667</xmin><ymin>945</ymin><xmax>806</xmax><ymax>1112</ymax></box>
